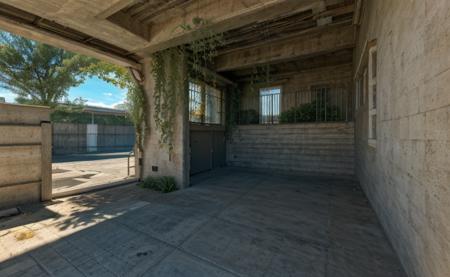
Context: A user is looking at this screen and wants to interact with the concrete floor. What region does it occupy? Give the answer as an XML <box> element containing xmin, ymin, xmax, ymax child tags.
<box><xmin>0</xmin><ymin>168</ymin><xmax>406</xmax><ymax>276</ymax></box>
<box><xmin>52</xmin><ymin>152</ymin><xmax>135</xmax><ymax>196</ymax></box>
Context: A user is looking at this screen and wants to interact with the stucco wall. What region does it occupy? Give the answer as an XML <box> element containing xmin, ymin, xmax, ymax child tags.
<box><xmin>227</xmin><ymin>123</ymin><xmax>354</xmax><ymax>176</ymax></box>
<box><xmin>354</xmin><ymin>1</ymin><xmax>450</xmax><ymax>276</ymax></box>
<box><xmin>0</xmin><ymin>103</ymin><xmax>52</xmax><ymax>209</ymax></box>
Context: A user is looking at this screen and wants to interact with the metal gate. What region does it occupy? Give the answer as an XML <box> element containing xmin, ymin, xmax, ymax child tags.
<box><xmin>190</xmin><ymin>124</ymin><xmax>226</xmax><ymax>175</ymax></box>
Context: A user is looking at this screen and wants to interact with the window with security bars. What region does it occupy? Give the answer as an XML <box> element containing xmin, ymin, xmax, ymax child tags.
<box><xmin>189</xmin><ymin>82</ymin><xmax>224</xmax><ymax>125</ymax></box>
<box><xmin>259</xmin><ymin>87</ymin><xmax>281</xmax><ymax>124</ymax></box>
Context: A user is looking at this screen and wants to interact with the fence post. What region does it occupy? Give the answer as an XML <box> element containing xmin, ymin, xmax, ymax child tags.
<box><xmin>41</xmin><ymin>121</ymin><xmax>52</xmax><ymax>201</ymax></box>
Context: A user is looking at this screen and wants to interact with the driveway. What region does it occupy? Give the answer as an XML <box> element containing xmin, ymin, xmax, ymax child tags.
<box><xmin>52</xmin><ymin>152</ymin><xmax>135</xmax><ymax>196</ymax></box>
<box><xmin>0</xmin><ymin>168</ymin><xmax>406</xmax><ymax>276</ymax></box>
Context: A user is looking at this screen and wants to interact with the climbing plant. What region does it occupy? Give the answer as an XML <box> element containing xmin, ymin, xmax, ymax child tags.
<box><xmin>151</xmin><ymin>47</ymin><xmax>186</xmax><ymax>152</ymax></box>
<box><xmin>225</xmin><ymin>85</ymin><xmax>240</xmax><ymax>137</ymax></box>
<box><xmin>249</xmin><ymin>64</ymin><xmax>272</xmax><ymax>93</ymax></box>
<box><xmin>127</xmin><ymin>83</ymin><xmax>148</xmax><ymax>152</ymax></box>
<box><xmin>180</xmin><ymin>17</ymin><xmax>225</xmax><ymax>83</ymax></box>
<box><xmin>151</xmin><ymin>17</ymin><xmax>226</xmax><ymax>151</ymax></box>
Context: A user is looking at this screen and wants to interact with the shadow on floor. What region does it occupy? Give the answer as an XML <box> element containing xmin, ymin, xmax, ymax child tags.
<box><xmin>0</xmin><ymin>168</ymin><xmax>407</xmax><ymax>277</ymax></box>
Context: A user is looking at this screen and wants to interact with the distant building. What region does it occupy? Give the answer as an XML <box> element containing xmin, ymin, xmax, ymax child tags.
<box><xmin>0</xmin><ymin>97</ymin><xmax>5</xmax><ymax>103</ymax></box>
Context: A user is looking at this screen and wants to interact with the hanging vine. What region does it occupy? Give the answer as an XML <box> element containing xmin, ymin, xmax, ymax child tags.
<box><xmin>225</xmin><ymin>85</ymin><xmax>240</xmax><ymax>137</ymax></box>
<box><xmin>127</xmin><ymin>83</ymin><xmax>148</xmax><ymax>153</ymax></box>
<box><xmin>249</xmin><ymin>64</ymin><xmax>272</xmax><ymax>93</ymax></box>
<box><xmin>151</xmin><ymin>47</ymin><xmax>187</xmax><ymax>152</ymax></box>
<box><xmin>179</xmin><ymin>17</ymin><xmax>225</xmax><ymax>84</ymax></box>
<box><xmin>150</xmin><ymin>17</ymin><xmax>225</xmax><ymax>152</ymax></box>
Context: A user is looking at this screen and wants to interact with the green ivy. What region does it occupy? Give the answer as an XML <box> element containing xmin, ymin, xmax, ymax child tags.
<box><xmin>150</xmin><ymin>17</ymin><xmax>226</xmax><ymax>152</ymax></box>
<box><xmin>279</xmin><ymin>100</ymin><xmax>342</xmax><ymax>123</ymax></box>
<box><xmin>127</xmin><ymin>84</ymin><xmax>148</xmax><ymax>152</ymax></box>
<box><xmin>151</xmin><ymin>47</ymin><xmax>186</xmax><ymax>152</ymax></box>
<box><xmin>139</xmin><ymin>176</ymin><xmax>177</xmax><ymax>193</ymax></box>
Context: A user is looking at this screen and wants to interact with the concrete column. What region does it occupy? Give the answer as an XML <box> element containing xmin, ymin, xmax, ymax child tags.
<box><xmin>141</xmin><ymin>57</ymin><xmax>190</xmax><ymax>188</ymax></box>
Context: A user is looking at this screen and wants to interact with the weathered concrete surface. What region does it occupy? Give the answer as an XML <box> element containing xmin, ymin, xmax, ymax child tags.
<box><xmin>141</xmin><ymin>58</ymin><xmax>190</xmax><ymax>188</ymax></box>
<box><xmin>0</xmin><ymin>169</ymin><xmax>406</xmax><ymax>276</ymax></box>
<box><xmin>0</xmin><ymin>103</ymin><xmax>51</xmax><ymax>209</ymax></box>
<box><xmin>354</xmin><ymin>1</ymin><xmax>450</xmax><ymax>277</ymax></box>
<box><xmin>228</xmin><ymin>123</ymin><xmax>355</xmax><ymax>175</ymax></box>
<box><xmin>52</xmin><ymin>153</ymin><xmax>135</xmax><ymax>197</ymax></box>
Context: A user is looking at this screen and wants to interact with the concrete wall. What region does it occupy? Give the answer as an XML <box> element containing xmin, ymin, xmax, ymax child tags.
<box><xmin>141</xmin><ymin>58</ymin><xmax>190</xmax><ymax>188</ymax></box>
<box><xmin>0</xmin><ymin>103</ymin><xmax>51</xmax><ymax>209</ymax></box>
<box><xmin>227</xmin><ymin>123</ymin><xmax>354</xmax><ymax>176</ymax></box>
<box><xmin>354</xmin><ymin>1</ymin><xmax>450</xmax><ymax>277</ymax></box>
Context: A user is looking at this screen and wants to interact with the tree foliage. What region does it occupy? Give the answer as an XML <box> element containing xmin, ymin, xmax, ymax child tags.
<box><xmin>81</xmin><ymin>60</ymin><xmax>148</xmax><ymax>151</ymax></box>
<box><xmin>0</xmin><ymin>32</ymin><xmax>92</xmax><ymax>106</ymax></box>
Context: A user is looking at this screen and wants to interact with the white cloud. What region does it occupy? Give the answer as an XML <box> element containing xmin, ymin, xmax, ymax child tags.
<box><xmin>103</xmin><ymin>92</ymin><xmax>113</xmax><ymax>97</ymax></box>
<box><xmin>85</xmin><ymin>100</ymin><xmax>124</xmax><ymax>109</ymax></box>
<box><xmin>0</xmin><ymin>89</ymin><xmax>16</xmax><ymax>103</ymax></box>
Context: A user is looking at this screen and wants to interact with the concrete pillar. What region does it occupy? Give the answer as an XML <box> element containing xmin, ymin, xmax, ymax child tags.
<box><xmin>141</xmin><ymin>58</ymin><xmax>190</xmax><ymax>188</ymax></box>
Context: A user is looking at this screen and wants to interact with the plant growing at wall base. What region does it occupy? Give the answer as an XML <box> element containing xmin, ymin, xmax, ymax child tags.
<box><xmin>139</xmin><ymin>176</ymin><xmax>177</xmax><ymax>193</ymax></box>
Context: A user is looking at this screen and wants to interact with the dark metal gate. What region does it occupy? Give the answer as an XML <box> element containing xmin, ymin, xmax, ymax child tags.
<box><xmin>190</xmin><ymin>124</ymin><xmax>226</xmax><ymax>175</ymax></box>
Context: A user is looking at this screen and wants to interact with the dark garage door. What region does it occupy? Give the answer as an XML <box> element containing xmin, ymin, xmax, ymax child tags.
<box><xmin>190</xmin><ymin>125</ymin><xmax>226</xmax><ymax>175</ymax></box>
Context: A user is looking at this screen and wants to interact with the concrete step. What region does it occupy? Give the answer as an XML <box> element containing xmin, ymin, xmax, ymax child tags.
<box><xmin>228</xmin><ymin>145</ymin><xmax>355</xmax><ymax>153</ymax></box>
<box><xmin>228</xmin><ymin>150</ymin><xmax>354</xmax><ymax>160</ymax></box>
<box><xmin>228</xmin><ymin>161</ymin><xmax>355</xmax><ymax>175</ymax></box>
<box><xmin>232</xmin><ymin>129</ymin><xmax>354</xmax><ymax>136</ymax></box>
<box><xmin>229</xmin><ymin>139</ymin><xmax>354</xmax><ymax>148</ymax></box>
<box><xmin>229</xmin><ymin>156</ymin><xmax>354</xmax><ymax>167</ymax></box>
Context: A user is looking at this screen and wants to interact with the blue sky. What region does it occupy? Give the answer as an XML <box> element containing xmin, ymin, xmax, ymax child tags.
<box><xmin>0</xmin><ymin>77</ymin><xmax>126</xmax><ymax>108</ymax></box>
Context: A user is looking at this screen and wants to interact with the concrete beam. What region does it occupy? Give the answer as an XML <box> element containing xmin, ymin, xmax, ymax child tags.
<box><xmin>214</xmin><ymin>24</ymin><xmax>355</xmax><ymax>72</ymax></box>
<box><xmin>137</xmin><ymin>0</ymin><xmax>321</xmax><ymax>55</ymax></box>
<box><xmin>0</xmin><ymin>13</ymin><xmax>141</xmax><ymax>68</ymax></box>
<box><xmin>96</xmin><ymin>0</ymin><xmax>141</xmax><ymax>19</ymax></box>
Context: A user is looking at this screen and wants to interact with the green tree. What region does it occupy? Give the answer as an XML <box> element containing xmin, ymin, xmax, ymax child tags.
<box><xmin>82</xmin><ymin>61</ymin><xmax>147</xmax><ymax>151</ymax></box>
<box><xmin>0</xmin><ymin>32</ymin><xmax>92</xmax><ymax>106</ymax></box>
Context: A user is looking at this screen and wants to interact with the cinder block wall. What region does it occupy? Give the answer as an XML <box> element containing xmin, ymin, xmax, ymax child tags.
<box><xmin>52</xmin><ymin>123</ymin><xmax>135</xmax><ymax>154</ymax></box>
<box><xmin>355</xmin><ymin>1</ymin><xmax>450</xmax><ymax>276</ymax></box>
<box><xmin>227</xmin><ymin>123</ymin><xmax>354</xmax><ymax>176</ymax></box>
<box><xmin>0</xmin><ymin>103</ymin><xmax>52</xmax><ymax>209</ymax></box>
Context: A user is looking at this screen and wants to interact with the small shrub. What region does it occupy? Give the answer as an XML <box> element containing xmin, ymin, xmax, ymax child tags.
<box><xmin>139</xmin><ymin>176</ymin><xmax>178</xmax><ymax>193</ymax></box>
<box><xmin>279</xmin><ymin>101</ymin><xmax>342</xmax><ymax>123</ymax></box>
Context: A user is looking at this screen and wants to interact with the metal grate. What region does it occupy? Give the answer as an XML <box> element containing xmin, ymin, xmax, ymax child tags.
<box><xmin>189</xmin><ymin>82</ymin><xmax>224</xmax><ymax>125</ymax></box>
<box><xmin>237</xmin><ymin>85</ymin><xmax>352</xmax><ymax>125</ymax></box>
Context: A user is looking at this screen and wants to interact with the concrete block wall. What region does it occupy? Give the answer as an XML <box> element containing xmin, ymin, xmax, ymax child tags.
<box><xmin>227</xmin><ymin>123</ymin><xmax>354</xmax><ymax>176</ymax></box>
<box><xmin>0</xmin><ymin>103</ymin><xmax>51</xmax><ymax>209</ymax></box>
<box><xmin>354</xmin><ymin>1</ymin><xmax>450</xmax><ymax>276</ymax></box>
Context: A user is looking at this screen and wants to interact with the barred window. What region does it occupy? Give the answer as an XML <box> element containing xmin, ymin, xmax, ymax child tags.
<box><xmin>189</xmin><ymin>82</ymin><xmax>224</xmax><ymax>125</ymax></box>
<box><xmin>259</xmin><ymin>87</ymin><xmax>281</xmax><ymax>124</ymax></box>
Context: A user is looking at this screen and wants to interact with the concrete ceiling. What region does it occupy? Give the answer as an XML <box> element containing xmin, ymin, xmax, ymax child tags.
<box><xmin>0</xmin><ymin>0</ymin><xmax>356</xmax><ymax>70</ymax></box>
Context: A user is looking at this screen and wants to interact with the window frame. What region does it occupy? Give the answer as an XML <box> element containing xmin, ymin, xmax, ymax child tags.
<box><xmin>188</xmin><ymin>81</ymin><xmax>225</xmax><ymax>125</ymax></box>
<box><xmin>259</xmin><ymin>86</ymin><xmax>282</xmax><ymax>124</ymax></box>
